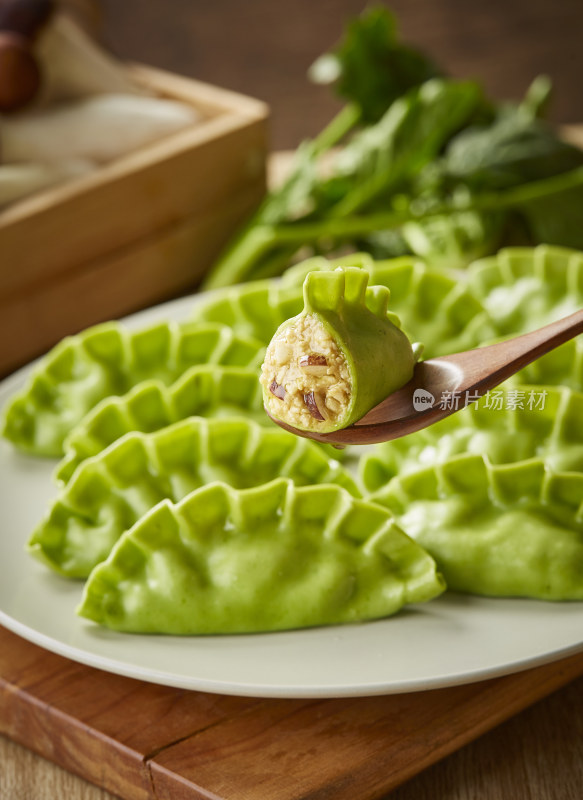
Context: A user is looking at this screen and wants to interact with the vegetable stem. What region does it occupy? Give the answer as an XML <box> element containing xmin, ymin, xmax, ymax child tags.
<box><xmin>203</xmin><ymin>103</ymin><xmax>362</xmax><ymax>289</ymax></box>
<box><xmin>264</xmin><ymin>166</ymin><xmax>583</xmax><ymax>245</ymax></box>
<box><xmin>311</xmin><ymin>102</ymin><xmax>361</xmax><ymax>154</ymax></box>
<box><xmin>202</xmin><ymin>226</ymin><xmax>280</xmax><ymax>289</ymax></box>
<box><xmin>205</xmin><ymin>165</ymin><xmax>583</xmax><ymax>289</ymax></box>
<box><xmin>478</xmin><ymin>164</ymin><xmax>583</xmax><ymax>209</ymax></box>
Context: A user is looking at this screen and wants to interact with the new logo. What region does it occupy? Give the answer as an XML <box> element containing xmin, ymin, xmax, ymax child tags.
<box><xmin>413</xmin><ymin>388</ymin><xmax>435</xmax><ymax>412</ymax></box>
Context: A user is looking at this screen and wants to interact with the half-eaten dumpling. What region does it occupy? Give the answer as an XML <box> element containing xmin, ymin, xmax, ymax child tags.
<box><xmin>261</xmin><ymin>267</ymin><xmax>420</xmax><ymax>433</ymax></box>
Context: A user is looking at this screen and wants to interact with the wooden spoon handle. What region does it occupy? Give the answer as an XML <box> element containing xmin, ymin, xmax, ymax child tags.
<box><xmin>300</xmin><ymin>308</ymin><xmax>583</xmax><ymax>445</ymax></box>
<box><xmin>449</xmin><ymin>307</ymin><xmax>583</xmax><ymax>396</ymax></box>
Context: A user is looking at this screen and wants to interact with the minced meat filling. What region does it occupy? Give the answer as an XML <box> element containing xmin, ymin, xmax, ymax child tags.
<box><xmin>261</xmin><ymin>314</ymin><xmax>352</xmax><ymax>430</ymax></box>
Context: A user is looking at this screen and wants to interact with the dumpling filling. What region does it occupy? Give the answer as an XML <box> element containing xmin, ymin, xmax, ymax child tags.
<box><xmin>261</xmin><ymin>314</ymin><xmax>352</xmax><ymax>430</ymax></box>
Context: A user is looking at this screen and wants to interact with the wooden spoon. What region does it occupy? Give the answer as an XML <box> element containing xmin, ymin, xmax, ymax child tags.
<box><xmin>267</xmin><ymin>308</ymin><xmax>583</xmax><ymax>446</ymax></box>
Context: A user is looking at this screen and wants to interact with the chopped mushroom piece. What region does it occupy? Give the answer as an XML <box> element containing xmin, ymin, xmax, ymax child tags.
<box><xmin>304</xmin><ymin>391</ymin><xmax>329</xmax><ymax>420</ymax></box>
<box><xmin>269</xmin><ymin>380</ymin><xmax>286</xmax><ymax>400</ymax></box>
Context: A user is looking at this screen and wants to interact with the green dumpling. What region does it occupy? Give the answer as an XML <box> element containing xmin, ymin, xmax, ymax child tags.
<box><xmin>360</xmin><ymin>384</ymin><xmax>583</xmax><ymax>492</ymax></box>
<box><xmin>77</xmin><ymin>478</ymin><xmax>445</xmax><ymax>634</ymax></box>
<box><xmin>2</xmin><ymin>320</ymin><xmax>265</xmax><ymax>457</ymax></box>
<box><xmin>56</xmin><ymin>364</ymin><xmax>266</xmax><ymax>484</ymax></box>
<box><xmin>467</xmin><ymin>244</ymin><xmax>583</xmax><ymax>392</ymax></box>
<box><xmin>467</xmin><ymin>244</ymin><xmax>583</xmax><ymax>338</ymax></box>
<box><xmin>372</xmin><ymin>453</ymin><xmax>583</xmax><ymax>600</ymax></box>
<box><xmin>29</xmin><ymin>417</ymin><xmax>360</xmax><ymax>579</ymax></box>
<box><xmin>261</xmin><ymin>267</ymin><xmax>419</xmax><ymax>433</ymax></box>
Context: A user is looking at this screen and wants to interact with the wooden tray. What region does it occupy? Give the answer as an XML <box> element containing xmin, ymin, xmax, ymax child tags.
<box><xmin>0</xmin><ymin>64</ymin><xmax>268</xmax><ymax>377</ymax></box>
<box><xmin>2</xmin><ymin>623</ymin><xmax>583</xmax><ymax>800</ymax></box>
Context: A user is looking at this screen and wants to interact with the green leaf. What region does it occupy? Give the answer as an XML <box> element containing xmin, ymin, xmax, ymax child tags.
<box><xmin>518</xmin><ymin>170</ymin><xmax>583</xmax><ymax>249</ymax></box>
<box><xmin>519</xmin><ymin>75</ymin><xmax>553</xmax><ymax>119</ymax></box>
<box><xmin>440</xmin><ymin>109</ymin><xmax>583</xmax><ymax>191</ymax></box>
<box><xmin>309</xmin><ymin>5</ymin><xmax>441</xmax><ymax>123</ymax></box>
<box><xmin>323</xmin><ymin>79</ymin><xmax>484</xmax><ymax>215</ymax></box>
<box><xmin>400</xmin><ymin>208</ymin><xmax>505</xmax><ymax>269</ymax></box>
<box><xmin>204</xmin><ymin>78</ymin><xmax>482</xmax><ymax>288</ymax></box>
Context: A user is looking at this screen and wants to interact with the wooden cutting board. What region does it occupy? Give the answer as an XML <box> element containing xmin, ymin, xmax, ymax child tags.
<box><xmin>2</xmin><ymin>624</ymin><xmax>583</xmax><ymax>800</ymax></box>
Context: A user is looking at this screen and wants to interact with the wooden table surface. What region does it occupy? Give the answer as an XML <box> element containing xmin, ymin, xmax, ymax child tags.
<box><xmin>3</xmin><ymin>3</ymin><xmax>583</xmax><ymax>798</ymax></box>
<box><xmin>3</xmin><ymin>668</ymin><xmax>583</xmax><ymax>800</ymax></box>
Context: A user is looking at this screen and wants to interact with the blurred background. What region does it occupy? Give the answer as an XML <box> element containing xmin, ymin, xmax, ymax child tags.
<box><xmin>96</xmin><ymin>0</ymin><xmax>583</xmax><ymax>150</ymax></box>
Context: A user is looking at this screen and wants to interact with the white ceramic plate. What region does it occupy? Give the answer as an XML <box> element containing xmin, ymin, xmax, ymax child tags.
<box><xmin>1</xmin><ymin>295</ymin><xmax>583</xmax><ymax>699</ymax></box>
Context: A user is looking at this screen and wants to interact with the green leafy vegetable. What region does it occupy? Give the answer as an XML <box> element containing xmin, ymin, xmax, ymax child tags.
<box><xmin>203</xmin><ymin>77</ymin><xmax>483</xmax><ymax>288</ymax></box>
<box><xmin>319</xmin><ymin>79</ymin><xmax>483</xmax><ymax>215</ymax></box>
<box><xmin>517</xmin><ymin>171</ymin><xmax>583</xmax><ymax>250</ymax></box>
<box><xmin>201</xmin><ymin>6</ymin><xmax>583</xmax><ymax>288</ymax></box>
<box><xmin>434</xmin><ymin>108</ymin><xmax>583</xmax><ymax>191</ymax></box>
<box><xmin>309</xmin><ymin>5</ymin><xmax>441</xmax><ymax>124</ymax></box>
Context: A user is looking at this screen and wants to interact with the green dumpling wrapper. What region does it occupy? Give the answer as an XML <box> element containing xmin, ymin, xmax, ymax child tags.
<box><xmin>367</xmin><ymin>256</ymin><xmax>496</xmax><ymax>357</ymax></box>
<box><xmin>467</xmin><ymin>244</ymin><xmax>583</xmax><ymax>337</ymax></box>
<box><xmin>2</xmin><ymin>320</ymin><xmax>265</xmax><ymax>457</ymax></box>
<box><xmin>55</xmin><ymin>364</ymin><xmax>266</xmax><ymax>484</ymax></box>
<box><xmin>29</xmin><ymin>417</ymin><xmax>360</xmax><ymax>579</ymax></box>
<box><xmin>77</xmin><ymin>478</ymin><xmax>445</xmax><ymax>634</ymax></box>
<box><xmin>467</xmin><ymin>244</ymin><xmax>583</xmax><ymax>392</ymax></box>
<box><xmin>197</xmin><ymin>251</ymin><xmax>495</xmax><ymax>359</ymax></box>
<box><xmin>360</xmin><ymin>385</ymin><xmax>583</xmax><ymax>492</ymax></box>
<box><xmin>261</xmin><ymin>267</ymin><xmax>419</xmax><ymax>433</ymax></box>
<box><xmin>192</xmin><ymin>256</ymin><xmax>334</xmax><ymax>344</ymax></box>
<box><xmin>371</xmin><ymin>453</ymin><xmax>583</xmax><ymax>600</ymax></box>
